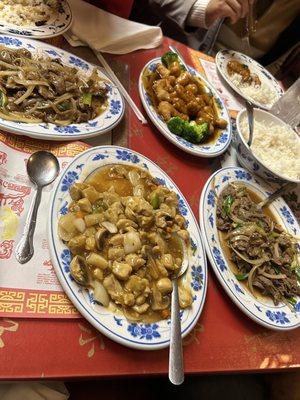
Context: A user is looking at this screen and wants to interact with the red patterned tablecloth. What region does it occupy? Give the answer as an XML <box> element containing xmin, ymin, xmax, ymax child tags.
<box><xmin>0</xmin><ymin>37</ymin><xmax>299</xmax><ymax>380</ymax></box>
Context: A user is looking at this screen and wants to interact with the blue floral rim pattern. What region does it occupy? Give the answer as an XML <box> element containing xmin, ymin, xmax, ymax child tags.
<box><xmin>0</xmin><ymin>35</ymin><xmax>125</xmax><ymax>141</ymax></box>
<box><xmin>139</xmin><ymin>58</ymin><xmax>232</xmax><ymax>158</ymax></box>
<box><xmin>48</xmin><ymin>145</ymin><xmax>208</xmax><ymax>349</ymax></box>
<box><xmin>0</xmin><ymin>0</ymin><xmax>73</xmax><ymax>39</ymax></box>
<box><xmin>200</xmin><ymin>166</ymin><xmax>300</xmax><ymax>331</ymax></box>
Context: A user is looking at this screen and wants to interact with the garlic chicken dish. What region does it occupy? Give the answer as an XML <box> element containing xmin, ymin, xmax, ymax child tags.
<box><xmin>142</xmin><ymin>51</ymin><xmax>228</xmax><ymax>145</ymax></box>
<box><xmin>58</xmin><ymin>164</ymin><xmax>193</xmax><ymax>322</ymax></box>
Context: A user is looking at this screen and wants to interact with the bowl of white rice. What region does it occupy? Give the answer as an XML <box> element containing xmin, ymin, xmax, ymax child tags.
<box><xmin>235</xmin><ymin>108</ymin><xmax>300</xmax><ymax>184</ymax></box>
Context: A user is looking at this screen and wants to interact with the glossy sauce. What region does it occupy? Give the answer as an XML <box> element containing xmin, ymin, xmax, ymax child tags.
<box><xmin>142</xmin><ymin>68</ymin><xmax>222</xmax><ymax>145</ymax></box>
<box><xmin>86</xmin><ymin>165</ymin><xmax>134</xmax><ymax>196</ymax></box>
<box><xmin>86</xmin><ymin>164</ymin><xmax>185</xmax><ymax>322</ymax></box>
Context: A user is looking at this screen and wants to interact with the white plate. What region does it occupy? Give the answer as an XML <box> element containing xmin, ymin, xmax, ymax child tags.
<box><xmin>139</xmin><ymin>58</ymin><xmax>231</xmax><ymax>158</ymax></box>
<box><xmin>0</xmin><ymin>35</ymin><xmax>124</xmax><ymax>141</ymax></box>
<box><xmin>216</xmin><ymin>50</ymin><xmax>283</xmax><ymax>110</ymax></box>
<box><xmin>199</xmin><ymin>166</ymin><xmax>300</xmax><ymax>330</ymax></box>
<box><xmin>0</xmin><ymin>0</ymin><xmax>72</xmax><ymax>39</ymax></box>
<box><xmin>48</xmin><ymin>146</ymin><xmax>207</xmax><ymax>350</ymax></box>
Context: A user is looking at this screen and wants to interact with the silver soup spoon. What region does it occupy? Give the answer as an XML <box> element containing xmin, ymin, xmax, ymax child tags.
<box><xmin>169</xmin><ymin>238</ymin><xmax>189</xmax><ymax>385</ymax></box>
<box><xmin>257</xmin><ymin>182</ymin><xmax>297</xmax><ymax>210</ymax></box>
<box><xmin>246</xmin><ymin>100</ymin><xmax>254</xmax><ymax>147</ymax></box>
<box><xmin>15</xmin><ymin>151</ymin><xmax>60</xmax><ymax>264</ymax></box>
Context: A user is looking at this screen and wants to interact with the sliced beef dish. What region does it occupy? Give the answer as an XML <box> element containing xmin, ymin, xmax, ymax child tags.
<box><xmin>217</xmin><ymin>183</ymin><xmax>300</xmax><ymax>305</ymax></box>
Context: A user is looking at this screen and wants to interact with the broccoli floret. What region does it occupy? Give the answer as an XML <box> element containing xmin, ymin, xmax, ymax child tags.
<box><xmin>184</xmin><ymin>121</ymin><xmax>210</xmax><ymax>144</ymax></box>
<box><xmin>161</xmin><ymin>51</ymin><xmax>179</xmax><ymax>68</ymax></box>
<box><xmin>167</xmin><ymin>117</ymin><xmax>210</xmax><ymax>144</ymax></box>
<box><xmin>167</xmin><ymin>116</ymin><xmax>186</xmax><ymax>136</ymax></box>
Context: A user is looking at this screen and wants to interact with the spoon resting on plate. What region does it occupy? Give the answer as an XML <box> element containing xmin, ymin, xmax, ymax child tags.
<box><xmin>246</xmin><ymin>100</ymin><xmax>254</xmax><ymax>147</ymax></box>
<box><xmin>257</xmin><ymin>182</ymin><xmax>297</xmax><ymax>210</ymax></box>
<box><xmin>15</xmin><ymin>151</ymin><xmax>60</xmax><ymax>264</ymax></box>
<box><xmin>169</xmin><ymin>237</ymin><xmax>189</xmax><ymax>385</ymax></box>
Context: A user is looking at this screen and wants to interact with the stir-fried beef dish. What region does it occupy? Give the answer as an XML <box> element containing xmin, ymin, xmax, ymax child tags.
<box><xmin>0</xmin><ymin>46</ymin><xmax>108</xmax><ymax>125</ymax></box>
<box><xmin>217</xmin><ymin>183</ymin><xmax>300</xmax><ymax>305</ymax></box>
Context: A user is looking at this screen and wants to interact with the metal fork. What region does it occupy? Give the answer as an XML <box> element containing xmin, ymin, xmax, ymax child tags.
<box><xmin>168</xmin><ymin>45</ymin><xmax>189</xmax><ymax>71</ymax></box>
<box><xmin>198</xmin><ymin>18</ymin><xmax>225</xmax><ymax>55</ymax></box>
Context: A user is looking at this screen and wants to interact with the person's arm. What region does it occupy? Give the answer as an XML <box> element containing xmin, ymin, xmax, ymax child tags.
<box><xmin>149</xmin><ymin>0</ymin><xmax>252</xmax><ymax>30</ymax></box>
<box><xmin>149</xmin><ymin>0</ymin><xmax>199</xmax><ymax>30</ymax></box>
<box><xmin>189</xmin><ymin>0</ymin><xmax>252</xmax><ymax>27</ymax></box>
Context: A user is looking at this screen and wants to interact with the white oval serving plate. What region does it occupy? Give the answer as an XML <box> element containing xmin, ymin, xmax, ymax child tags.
<box><xmin>199</xmin><ymin>166</ymin><xmax>300</xmax><ymax>330</ymax></box>
<box><xmin>0</xmin><ymin>35</ymin><xmax>124</xmax><ymax>141</ymax></box>
<box><xmin>48</xmin><ymin>146</ymin><xmax>207</xmax><ymax>350</ymax></box>
<box><xmin>0</xmin><ymin>0</ymin><xmax>73</xmax><ymax>39</ymax></box>
<box><xmin>139</xmin><ymin>57</ymin><xmax>231</xmax><ymax>158</ymax></box>
<box><xmin>216</xmin><ymin>50</ymin><xmax>283</xmax><ymax>110</ymax></box>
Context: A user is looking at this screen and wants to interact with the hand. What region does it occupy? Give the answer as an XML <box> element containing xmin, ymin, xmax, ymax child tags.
<box><xmin>206</xmin><ymin>0</ymin><xmax>253</xmax><ymax>26</ymax></box>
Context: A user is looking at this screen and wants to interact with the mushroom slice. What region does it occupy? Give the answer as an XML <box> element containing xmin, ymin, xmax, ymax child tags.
<box><xmin>70</xmin><ymin>255</ymin><xmax>89</xmax><ymax>286</ymax></box>
<box><xmin>128</xmin><ymin>170</ymin><xmax>140</xmax><ymax>186</ymax></box>
<box><xmin>150</xmin><ymin>285</ymin><xmax>170</xmax><ymax>310</ymax></box>
<box><xmin>95</xmin><ymin>227</ymin><xmax>108</xmax><ymax>251</ymax></box>
<box><xmin>124</xmin><ymin>206</ymin><xmax>138</xmax><ymax>222</ymax></box>
<box><xmin>101</xmin><ymin>221</ymin><xmax>118</xmax><ymax>233</ymax></box>
<box><xmin>92</xmin><ymin>280</ymin><xmax>110</xmax><ymax>307</ymax></box>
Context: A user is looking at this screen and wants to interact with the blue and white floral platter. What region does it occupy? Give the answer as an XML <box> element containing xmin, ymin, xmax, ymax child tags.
<box><xmin>138</xmin><ymin>58</ymin><xmax>232</xmax><ymax>158</ymax></box>
<box><xmin>0</xmin><ymin>35</ymin><xmax>124</xmax><ymax>141</ymax></box>
<box><xmin>216</xmin><ymin>50</ymin><xmax>284</xmax><ymax>110</ymax></box>
<box><xmin>199</xmin><ymin>166</ymin><xmax>300</xmax><ymax>330</ymax></box>
<box><xmin>48</xmin><ymin>146</ymin><xmax>207</xmax><ymax>350</ymax></box>
<box><xmin>0</xmin><ymin>0</ymin><xmax>72</xmax><ymax>39</ymax></box>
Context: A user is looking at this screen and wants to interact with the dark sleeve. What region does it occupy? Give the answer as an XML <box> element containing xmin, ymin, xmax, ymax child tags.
<box><xmin>149</xmin><ymin>0</ymin><xmax>198</xmax><ymax>29</ymax></box>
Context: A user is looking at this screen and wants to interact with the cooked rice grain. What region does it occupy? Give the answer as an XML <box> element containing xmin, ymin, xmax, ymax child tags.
<box><xmin>240</xmin><ymin>117</ymin><xmax>300</xmax><ymax>181</ymax></box>
<box><xmin>0</xmin><ymin>0</ymin><xmax>58</xmax><ymax>27</ymax></box>
<box><xmin>230</xmin><ymin>73</ymin><xmax>279</xmax><ymax>106</ymax></box>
